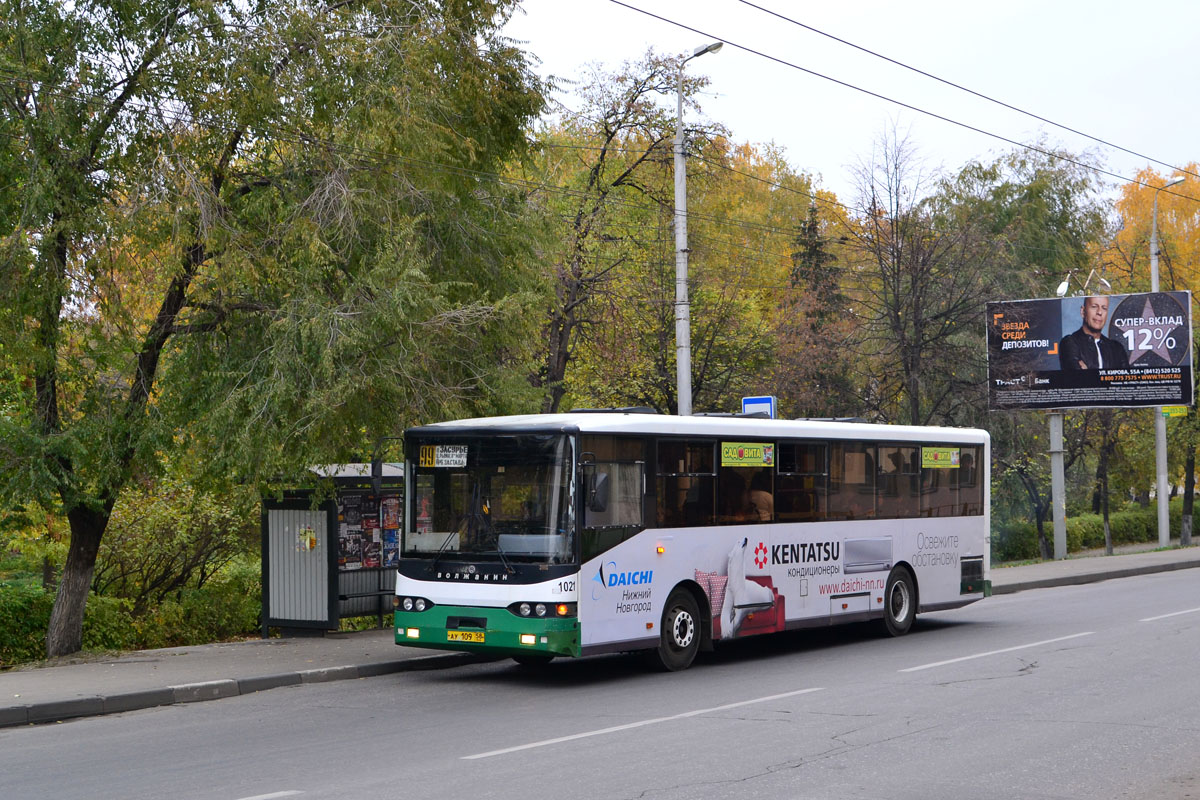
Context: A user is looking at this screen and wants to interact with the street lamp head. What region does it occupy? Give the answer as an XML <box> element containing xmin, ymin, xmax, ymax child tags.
<box><xmin>1055</xmin><ymin>276</ymin><xmax>1071</xmax><ymax>297</ymax></box>
<box><xmin>693</xmin><ymin>41</ymin><xmax>723</xmax><ymax>57</ymax></box>
<box><xmin>1165</xmin><ymin>175</ymin><xmax>1187</xmax><ymax>189</ymax></box>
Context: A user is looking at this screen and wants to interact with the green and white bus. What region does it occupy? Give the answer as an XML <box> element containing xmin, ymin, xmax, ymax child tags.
<box><xmin>393</xmin><ymin>411</ymin><xmax>990</xmax><ymax>670</ymax></box>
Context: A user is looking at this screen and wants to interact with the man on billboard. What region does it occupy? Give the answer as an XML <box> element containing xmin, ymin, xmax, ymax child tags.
<box><xmin>1059</xmin><ymin>295</ymin><xmax>1130</xmax><ymax>370</ymax></box>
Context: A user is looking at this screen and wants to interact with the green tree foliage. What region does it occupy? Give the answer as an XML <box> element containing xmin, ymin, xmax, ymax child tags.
<box><xmin>774</xmin><ymin>202</ymin><xmax>860</xmax><ymax>418</ymax></box>
<box><xmin>838</xmin><ymin>128</ymin><xmax>1000</xmax><ymax>426</ymax></box>
<box><xmin>521</xmin><ymin>50</ymin><xmax>711</xmax><ymax>412</ymax></box>
<box><xmin>0</xmin><ymin>0</ymin><xmax>546</xmax><ymax>656</ymax></box>
<box><xmin>92</xmin><ymin>474</ymin><xmax>258</xmax><ymax>614</ymax></box>
<box><xmin>528</xmin><ymin>49</ymin><xmax>821</xmax><ymax>415</ymax></box>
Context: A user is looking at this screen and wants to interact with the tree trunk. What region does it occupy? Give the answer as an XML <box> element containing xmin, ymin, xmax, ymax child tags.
<box><xmin>42</xmin><ymin>556</ymin><xmax>57</xmax><ymax>592</ymax></box>
<box><xmin>1035</xmin><ymin>511</ymin><xmax>1051</xmax><ymax>561</ymax></box>
<box><xmin>1102</xmin><ymin>466</ymin><xmax>1112</xmax><ymax>557</ymax></box>
<box><xmin>1183</xmin><ymin>448</ymin><xmax>1195</xmax><ymax>547</ymax></box>
<box><xmin>1097</xmin><ymin>411</ymin><xmax>1113</xmax><ymax>556</ymax></box>
<box><xmin>45</xmin><ymin>504</ymin><xmax>111</xmax><ymax>657</ymax></box>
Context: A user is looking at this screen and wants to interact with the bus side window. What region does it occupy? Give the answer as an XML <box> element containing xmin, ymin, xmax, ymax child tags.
<box><xmin>584</xmin><ymin>462</ymin><xmax>644</xmax><ymax>528</ymax></box>
<box><xmin>777</xmin><ymin>442</ymin><xmax>825</xmax><ymax>522</ymax></box>
<box><xmin>956</xmin><ymin>446</ymin><xmax>983</xmax><ymax>515</ymax></box>
<box><xmin>656</xmin><ymin>440</ymin><xmax>715</xmax><ymax>528</ymax></box>
<box><xmin>920</xmin><ymin>444</ymin><xmax>976</xmax><ymax>517</ymax></box>
<box><xmin>829</xmin><ymin>442</ymin><xmax>876</xmax><ymax>520</ymax></box>
<box><xmin>877</xmin><ymin>445</ymin><xmax>919</xmax><ymax>519</ymax></box>
<box><xmin>579</xmin><ymin>435</ymin><xmax>649</xmax><ymax>561</ymax></box>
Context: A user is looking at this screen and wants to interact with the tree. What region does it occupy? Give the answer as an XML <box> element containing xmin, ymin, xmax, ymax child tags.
<box><xmin>561</xmin><ymin>138</ymin><xmax>815</xmax><ymax>413</ymax></box>
<box><xmin>1109</xmin><ymin>166</ymin><xmax>1200</xmax><ymax>292</ymax></box>
<box><xmin>774</xmin><ymin>202</ymin><xmax>859</xmax><ymax>418</ymax></box>
<box><xmin>0</xmin><ymin>0</ymin><xmax>546</xmax><ymax>656</ymax></box>
<box><xmin>840</xmin><ymin>127</ymin><xmax>998</xmax><ymax>426</ymax></box>
<box><xmin>522</xmin><ymin>50</ymin><xmax>714</xmax><ymax>413</ymax></box>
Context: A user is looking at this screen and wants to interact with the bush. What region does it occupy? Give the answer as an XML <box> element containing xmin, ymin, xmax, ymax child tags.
<box><xmin>0</xmin><ymin>583</ymin><xmax>55</xmax><ymax>666</ymax></box>
<box><xmin>93</xmin><ymin>477</ymin><xmax>259</xmax><ymax>613</ymax></box>
<box><xmin>82</xmin><ymin>595</ymin><xmax>137</xmax><ymax>652</ymax></box>
<box><xmin>992</xmin><ymin>521</ymin><xmax>1039</xmax><ymax>562</ymax></box>
<box><xmin>993</xmin><ymin>499</ymin><xmax>1184</xmax><ymax>563</ymax></box>
<box><xmin>0</xmin><ymin>560</ymin><xmax>261</xmax><ymax>667</ymax></box>
<box><xmin>130</xmin><ymin>559</ymin><xmax>261</xmax><ymax>650</ymax></box>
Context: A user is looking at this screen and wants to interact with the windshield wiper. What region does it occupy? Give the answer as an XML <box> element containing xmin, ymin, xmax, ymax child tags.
<box><xmin>430</xmin><ymin>529</ymin><xmax>459</xmax><ymax>572</ymax></box>
<box><xmin>491</xmin><ymin>541</ymin><xmax>514</xmax><ymax>575</ymax></box>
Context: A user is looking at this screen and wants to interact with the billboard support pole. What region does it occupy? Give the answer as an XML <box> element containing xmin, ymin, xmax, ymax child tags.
<box><xmin>1151</xmin><ymin>178</ymin><xmax>1182</xmax><ymax>549</ymax></box>
<box><xmin>1049</xmin><ymin>412</ymin><xmax>1067</xmax><ymax>559</ymax></box>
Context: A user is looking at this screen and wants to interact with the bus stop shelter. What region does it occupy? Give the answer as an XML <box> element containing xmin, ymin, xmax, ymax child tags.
<box><xmin>261</xmin><ymin>463</ymin><xmax>402</xmax><ymax>636</ymax></box>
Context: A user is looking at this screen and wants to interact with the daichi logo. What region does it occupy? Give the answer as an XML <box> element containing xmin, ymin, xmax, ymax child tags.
<box><xmin>592</xmin><ymin>561</ymin><xmax>653</xmax><ymax>600</ymax></box>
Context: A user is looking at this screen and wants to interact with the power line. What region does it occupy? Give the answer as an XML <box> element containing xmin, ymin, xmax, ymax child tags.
<box><xmin>606</xmin><ymin>0</ymin><xmax>1199</xmax><ymax>199</ymax></box>
<box><xmin>734</xmin><ymin>0</ymin><xmax>1200</xmax><ymax>182</ymax></box>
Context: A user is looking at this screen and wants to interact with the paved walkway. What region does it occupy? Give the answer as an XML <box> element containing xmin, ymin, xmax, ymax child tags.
<box><xmin>3</xmin><ymin>544</ymin><xmax>1198</xmax><ymax>728</ymax></box>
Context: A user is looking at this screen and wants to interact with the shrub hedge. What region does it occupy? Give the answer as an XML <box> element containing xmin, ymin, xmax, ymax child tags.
<box><xmin>992</xmin><ymin>499</ymin><xmax>1184</xmax><ymax>563</ymax></box>
<box><xmin>0</xmin><ymin>560</ymin><xmax>261</xmax><ymax>668</ymax></box>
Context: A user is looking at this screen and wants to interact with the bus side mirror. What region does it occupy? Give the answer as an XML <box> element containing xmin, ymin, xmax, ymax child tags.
<box><xmin>588</xmin><ymin>472</ymin><xmax>610</xmax><ymax>513</ymax></box>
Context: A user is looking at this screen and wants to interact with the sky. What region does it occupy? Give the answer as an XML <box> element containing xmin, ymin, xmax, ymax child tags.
<box><xmin>504</xmin><ymin>0</ymin><xmax>1200</xmax><ymax>204</ymax></box>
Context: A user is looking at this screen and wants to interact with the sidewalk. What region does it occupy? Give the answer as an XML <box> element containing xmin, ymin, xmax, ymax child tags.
<box><xmin>3</xmin><ymin>544</ymin><xmax>1198</xmax><ymax>728</ymax></box>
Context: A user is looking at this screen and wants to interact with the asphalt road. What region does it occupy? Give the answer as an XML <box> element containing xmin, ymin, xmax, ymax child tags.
<box><xmin>4</xmin><ymin>569</ymin><xmax>1199</xmax><ymax>800</ymax></box>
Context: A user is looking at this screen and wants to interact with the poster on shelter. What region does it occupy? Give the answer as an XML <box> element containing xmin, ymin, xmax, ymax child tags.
<box><xmin>338</xmin><ymin>524</ymin><xmax>362</xmax><ymax>570</ymax></box>
<box><xmin>382</xmin><ymin>529</ymin><xmax>399</xmax><ymax>568</ymax></box>
<box><xmin>362</xmin><ymin>529</ymin><xmax>381</xmax><ymax>568</ymax></box>
<box><xmin>361</xmin><ymin>496</ymin><xmax>379</xmax><ymax>530</ymax></box>
<box><xmin>987</xmin><ymin>291</ymin><xmax>1193</xmax><ymax>410</ymax></box>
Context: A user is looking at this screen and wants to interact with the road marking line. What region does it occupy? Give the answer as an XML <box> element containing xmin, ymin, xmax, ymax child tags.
<box><xmin>462</xmin><ymin>687</ymin><xmax>824</xmax><ymax>760</ymax></box>
<box><xmin>1140</xmin><ymin>607</ymin><xmax>1200</xmax><ymax>622</ymax></box>
<box><xmin>899</xmin><ymin>632</ymin><xmax>1095</xmax><ymax>673</ymax></box>
<box><xmin>235</xmin><ymin>792</ymin><xmax>303</xmax><ymax>800</ymax></box>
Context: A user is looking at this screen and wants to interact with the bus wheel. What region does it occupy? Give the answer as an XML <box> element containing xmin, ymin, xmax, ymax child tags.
<box><xmin>652</xmin><ymin>590</ymin><xmax>701</xmax><ymax>671</ymax></box>
<box><xmin>512</xmin><ymin>654</ymin><xmax>555</xmax><ymax>668</ymax></box>
<box><xmin>880</xmin><ymin>566</ymin><xmax>916</xmax><ymax>637</ymax></box>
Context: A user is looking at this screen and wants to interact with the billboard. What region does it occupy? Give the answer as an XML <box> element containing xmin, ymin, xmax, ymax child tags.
<box><xmin>987</xmin><ymin>291</ymin><xmax>1193</xmax><ymax>410</ymax></box>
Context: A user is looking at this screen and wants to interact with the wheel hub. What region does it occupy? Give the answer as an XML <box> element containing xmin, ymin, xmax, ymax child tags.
<box><xmin>673</xmin><ymin>610</ymin><xmax>695</xmax><ymax>648</ymax></box>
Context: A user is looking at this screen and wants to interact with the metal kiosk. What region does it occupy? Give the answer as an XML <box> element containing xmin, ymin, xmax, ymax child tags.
<box><xmin>261</xmin><ymin>463</ymin><xmax>403</xmax><ymax>636</ymax></box>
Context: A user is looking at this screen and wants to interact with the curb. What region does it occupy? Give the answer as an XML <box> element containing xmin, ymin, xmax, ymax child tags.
<box><xmin>0</xmin><ymin>651</ymin><xmax>481</xmax><ymax>729</ymax></box>
<box><xmin>991</xmin><ymin>554</ymin><xmax>1200</xmax><ymax>595</ymax></box>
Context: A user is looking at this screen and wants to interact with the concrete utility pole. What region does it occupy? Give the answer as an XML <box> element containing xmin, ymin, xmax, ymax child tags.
<box><xmin>1151</xmin><ymin>175</ymin><xmax>1185</xmax><ymax>548</ymax></box>
<box><xmin>1050</xmin><ymin>412</ymin><xmax>1067</xmax><ymax>559</ymax></box>
<box><xmin>673</xmin><ymin>41</ymin><xmax>721</xmax><ymax>416</ymax></box>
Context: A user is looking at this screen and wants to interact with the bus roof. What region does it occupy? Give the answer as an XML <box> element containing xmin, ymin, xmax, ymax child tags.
<box><xmin>406</xmin><ymin>412</ymin><xmax>989</xmax><ymax>445</ymax></box>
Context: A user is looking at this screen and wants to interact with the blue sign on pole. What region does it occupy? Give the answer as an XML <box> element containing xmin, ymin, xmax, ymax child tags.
<box><xmin>741</xmin><ymin>395</ymin><xmax>777</xmax><ymax>419</ymax></box>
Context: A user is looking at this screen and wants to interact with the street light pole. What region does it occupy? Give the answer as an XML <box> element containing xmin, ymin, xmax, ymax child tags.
<box><xmin>674</xmin><ymin>41</ymin><xmax>721</xmax><ymax>416</ymax></box>
<box><xmin>1151</xmin><ymin>175</ymin><xmax>1185</xmax><ymax>548</ymax></box>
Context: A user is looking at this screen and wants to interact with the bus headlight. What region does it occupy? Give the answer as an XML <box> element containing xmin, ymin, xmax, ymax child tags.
<box><xmin>508</xmin><ymin>602</ymin><xmax>576</xmax><ymax>618</ymax></box>
<box><xmin>397</xmin><ymin>596</ymin><xmax>433</xmax><ymax>612</ymax></box>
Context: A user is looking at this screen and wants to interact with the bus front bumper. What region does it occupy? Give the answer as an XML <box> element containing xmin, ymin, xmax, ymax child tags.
<box><xmin>394</xmin><ymin>606</ymin><xmax>580</xmax><ymax>658</ymax></box>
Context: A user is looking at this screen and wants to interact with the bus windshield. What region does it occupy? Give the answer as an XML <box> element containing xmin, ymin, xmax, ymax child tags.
<box><xmin>405</xmin><ymin>433</ymin><xmax>575</xmax><ymax>565</ymax></box>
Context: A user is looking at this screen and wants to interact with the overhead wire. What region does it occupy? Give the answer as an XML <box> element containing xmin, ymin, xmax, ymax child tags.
<box><xmin>606</xmin><ymin>0</ymin><xmax>1197</xmax><ymax>201</ymax></box>
<box><xmin>734</xmin><ymin>0</ymin><xmax>1200</xmax><ymax>183</ymax></box>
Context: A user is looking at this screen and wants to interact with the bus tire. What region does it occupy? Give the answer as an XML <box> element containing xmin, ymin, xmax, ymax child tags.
<box><xmin>651</xmin><ymin>589</ymin><xmax>701</xmax><ymax>671</ymax></box>
<box><xmin>880</xmin><ymin>566</ymin><xmax>916</xmax><ymax>637</ymax></box>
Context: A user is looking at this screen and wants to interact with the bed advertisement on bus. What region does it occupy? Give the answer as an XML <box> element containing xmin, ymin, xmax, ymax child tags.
<box><xmin>987</xmin><ymin>291</ymin><xmax>1194</xmax><ymax>410</ymax></box>
<box><xmin>582</xmin><ymin>518</ymin><xmax>977</xmax><ymax>648</ymax></box>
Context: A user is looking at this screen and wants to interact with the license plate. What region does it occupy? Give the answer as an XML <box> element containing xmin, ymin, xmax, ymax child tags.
<box><xmin>447</xmin><ymin>630</ymin><xmax>485</xmax><ymax>643</ymax></box>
